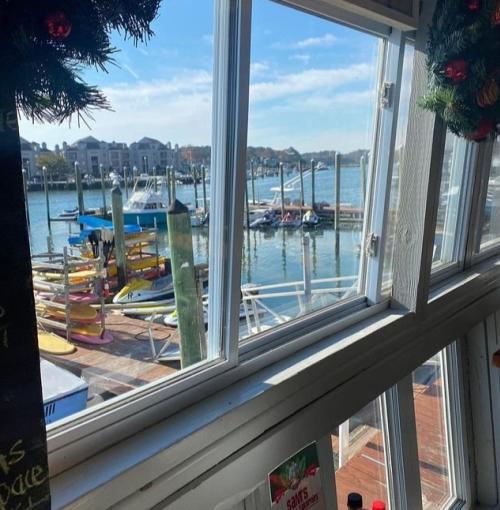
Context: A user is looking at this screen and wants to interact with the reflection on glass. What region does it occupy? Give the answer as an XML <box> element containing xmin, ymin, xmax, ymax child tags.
<box><xmin>332</xmin><ymin>398</ymin><xmax>389</xmax><ymax>509</ymax></box>
<box><xmin>432</xmin><ymin>132</ymin><xmax>469</xmax><ymax>268</ymax></box>
<box><xmin>23</xmin><ymin>0</ymin><xmax>215</xmax><ymax>425</ymax></box>
<box><xmin>382</xmin><ymin>42</ymin><xmax>414</xmax><ymax>293</ymax></box>
<box><xmin>481</xmin><ymin>137</ymin><xmax>500</xmax><ymax>249</ymax></box>
<box><xmin>413</xmin><ymin>352</ymin><xmax>452</xmax><ymax>509</ymax></box>
<box><xmin>240</xmin><ymin>0</ymin><xmax>380</xmax><ymax>341</ymax></box>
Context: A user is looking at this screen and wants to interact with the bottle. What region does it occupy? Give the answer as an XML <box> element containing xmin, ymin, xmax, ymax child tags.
<box><xmin>372</xmin><ymin>502</ymin><xmax>385</xmax><ymax>510</ymax></box>
<box><xmin>347</xmin><ymin>492</ymin><xmax>363</xmax><ymax>509</ymax></box>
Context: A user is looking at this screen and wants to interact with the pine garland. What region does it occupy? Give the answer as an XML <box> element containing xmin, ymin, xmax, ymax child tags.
<box><xmin>420</xmin><ymin>0</ymin><xmax>500</xmax><ymax>141</ymax></box>
<box><xmin>0</xmin><ymin>0</ymin><xmax>161</xmax><ymax>125</ymax></box>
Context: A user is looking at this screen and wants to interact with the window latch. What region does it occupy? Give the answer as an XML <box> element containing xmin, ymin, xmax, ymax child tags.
<box><xmin>366</xmin><ymin>233</ymin><xmax>379</xmax><ymax>257</ymax></box>
<box><xmin>380</xmin><ymin>82</ymin><xmax>394</xmax><ymax>109</ymax></box>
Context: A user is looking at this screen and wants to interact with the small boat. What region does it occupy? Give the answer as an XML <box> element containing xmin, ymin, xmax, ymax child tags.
<box><xmin>58</xmin><ymin>207</ymin><xmax>79</xmax><ymax>220</ymax></box>
<box><xmin>122</xmin><ymin>177</ymin><xmax>168</xmax><ymax>227</ymax></box>
<box><xmin>278</xmin><ymin>212</ymin><xmax>301</xmax><ymax>228</ymax></box>
<box><xmin>302</xmin><ymin>210</ymin><xmax>320</xmax><ymax>228</ymax></box>
<box><xmin>316</xmin><ymin>161</ymin><xmax>328</xmax><ymax>171</ymax></box>
<box><xmin>249</xmin><ymin>209</ymin><xmax>278</xmax><ymax>229</ymax></box>
<box><xmin>113</xmin><ymin>275</ymin><xmax>174</xmax><ymax>304</ymax></box>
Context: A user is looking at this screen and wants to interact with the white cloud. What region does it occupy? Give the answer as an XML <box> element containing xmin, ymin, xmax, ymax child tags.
<box><xmin>250</xmin><ymin>62</ymin><xmax>270</xmax><ymax>76</ymax></box>
<box><xmin>249</xmin><ymin>63</ymin><xmax>373</xmax><ymax>102</ymax></box>
<box><xmin>289</xmin><ymin>54</ymin><xmax>311</xmax><ymax>64</ymax></box>
<box><xmin>294</xmin><ymin>33</ymin><xmax>337</xmax><ymax>49</ymax></box>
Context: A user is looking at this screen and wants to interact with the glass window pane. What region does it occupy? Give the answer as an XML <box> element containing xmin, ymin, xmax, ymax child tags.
<box><xmin>480</xmin><ymin>136</ymin><xmax>500</xmax><ymax>249</ymax></box>
<box><xmin>332</xmin><ymin>398</ymin><xmax>390</xmax><ymax>509</ymax></box>
<box><xmin>413</xmin><ymin>352</ymin><xmax>452</xmax><ymax>509</ymax></box>
<box><xmin>432</xmin><ymin>132</ymin><xmax>469</xmax><ymax>269</ymax></box>
<box><xmin>240</xmin><ymin>0</ymin><xmax>380</xmax><ymax>342</ymax></box>
<box><xmin>21</xmin><ymin>0</ymin><xmax>216</xmax><ymax>425</ymax></box>
<box><xmin>382</xmin><ymin>42</ymin><xmax>414</xmax><ymax>294</ymax></box>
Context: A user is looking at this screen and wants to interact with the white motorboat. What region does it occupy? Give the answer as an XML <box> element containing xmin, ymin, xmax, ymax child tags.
<box><xmin>123</xmin><ymin>177</ymin><xmax>168</xmax><ymax>227</ymax></box>
<box><xmin>302</xmin><ymin>210</ymin><xmax>320</xmax><ymax>228</ymax></box>
<box><xmin>113</xmin><ymin>275</ymin><xmax>174</xmax><ymax>304</ymax></box>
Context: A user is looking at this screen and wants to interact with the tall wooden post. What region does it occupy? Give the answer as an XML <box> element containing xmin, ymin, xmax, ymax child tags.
<box><xmin>124</xmin><ymin>166</ymin><xmax>129</xmax><ymax>199</ymax></box>
<box><xmin>153</xmin><ymin>165</ymin><xmax>158</xmax><ymax>193</ymax></box>
<box><xmin>166</xmin><ymin>166</ymin><xmax>172</xmax><ymax>205</ymax></box>
<box><xmin>171</xmin><ymin>166</ymin><xmax>177</xmax><ymax>201</ymax></box>
<box><xmin>279</xmin><ymin>161</ymin><xmax>285</xmax><ymax>218</ymax></box>
<box><xmin>245</xmin><ymin>178</ymin><xmax>251</xmax><ymax>229</ymax></box>
<box><xmin>360</xmin><ymin>155</ymin><xmax>367</xmax><ymax>210</ymax></box>
<box><xmin>111</xmin><ymin>185</ymin><xmax>127</xmax><ymax>289</ymax></box>
<box><xmin>75</xmin><ymin>161</ymin><xmax>85</xmax><ymax>218</ymax></box>
<box><xmin>335</xmin><ymin>153</ymin><xmax>341</xmax><ymax>258</ymax></box>
<box><xmin>250</xmin><ymin>160</ymin><xmax>256</xmax><ymax>205</ymax></box>
<box><xmin>100</xmin><ymin>163</ymin><xmax>107</xmax><ymax>215</ymax></box>
<box><xmin>192</xmin><ymin>165</ymin><xmax>198</xmax><ymax>209</ymax></box>
<box><xmin>202</xmin><ymin>165</ymin><xmax>208</xmax><ymax>215</ymax></box>
<box><xmin>167</xmin><ymin>200</ymin><xmax>205</xmax><ymax>368</ymax></box>
<box><xmin>22</xmin><ymin>168</ymin><xmax>30</xmax><ymax>226</ymax></box>
<box><xmin>0</xmin><ymin>94</ymin><xmax>51</xmax><ymax>509</ymax></box>
<box><xmin>43</xmin><ymin>166</ymin><xmax>51</xmax><ymax>230</ymax></box>
<box><xmin>299</xmin><ymin>159</ymin><xmax>305</xmax><ymax>207</ymax></box>
<box><xmin>311</xmin><ymin>159</ymin><xmax>316</xmax><ymax>210</ymax></box>
<box><xmin>302</xmin><ymin>235</ymin><xmax>312</xmax><ymax>313</ymax></box>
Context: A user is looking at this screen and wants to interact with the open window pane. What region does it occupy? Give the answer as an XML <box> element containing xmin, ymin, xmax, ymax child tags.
<box><xmin>432</xmin><ymin>132</ymin><xmax>470</xmax><ymax>270</ymax></box>
<box><xmin>413</xmin><ymin>352</ymin><xmax>453</xmax><ymax>509</ymax></box>
<box><xmin>20</xmin><ymin>0</ymin><xmax>217</xmax><ymax>425</ymax></box>
<box><xmin>332</xmin><ymin>398</ymin><xmax>390</xmax><ymax>509</ymax></box>
<box><xmin>239</xmin><ymin>0</ymin><xmax>380</xmax><ymax>342</ymax></box>
<box><xmin>480</xmin><ymin>136</ymin><xmax>500</xmax><ymax>250</ymax></box>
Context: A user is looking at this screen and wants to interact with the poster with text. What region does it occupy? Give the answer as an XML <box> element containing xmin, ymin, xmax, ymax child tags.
<box><xmin>268</xmin><ymin>442</ymin><xmax>326</xmax><ymax>510</ymax></box>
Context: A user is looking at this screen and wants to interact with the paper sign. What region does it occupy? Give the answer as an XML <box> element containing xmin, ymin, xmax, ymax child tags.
<box><xmin>268</xmin><ymin>442</ymin><xmax>326</xmax><ymax>510</ymax></box>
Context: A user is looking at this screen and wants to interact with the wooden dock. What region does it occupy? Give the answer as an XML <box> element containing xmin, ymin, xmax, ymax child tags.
<box><xmin>42</xmin><ymin>314</ymin><xmax>180</xmax><ymax>402</ymax></box>
<box><xmin>333</xmin><ymin>376</ymin><xmax>449</xmax><ymax>509</ymax></box>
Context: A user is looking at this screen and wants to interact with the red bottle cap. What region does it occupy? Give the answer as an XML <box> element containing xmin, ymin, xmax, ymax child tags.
<box><xmin>372</xmin><ymin>501</ymin><xmax>386</xmax><ymax>510</ymax></box>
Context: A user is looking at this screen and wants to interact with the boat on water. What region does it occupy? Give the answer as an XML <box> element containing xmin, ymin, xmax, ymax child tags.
<box><xmin>122</xmin><ymin>177</ymin><xmax>168</xmax><ymax>227</ymax></box>
<box><xmin>278</xmin><ymin>211</ymin><xmax>301</xmax><ymax>228</ymax></box>
<box><xmin>316</xmin><ymin>161</ymin><xmax>328</xmax><ymax>171</ymax></box>
<box><xmin>113</xmin><ymin>275</ymin><xmax>175</xmax><ymax>304</ymax></box>
<box><xmin>249</xmin><ymin>209</ymin><xmax>279</xmax><ymax>229</ymax></box>
<box><xmin>302</xmin><ymin>210</ymin><xmax>320</xmax><ymax>228</ymax></box>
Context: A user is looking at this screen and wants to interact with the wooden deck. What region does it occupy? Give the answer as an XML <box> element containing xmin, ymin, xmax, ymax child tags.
<box><xmin>42</xmin><ymin>313</ymin><xmax>181</xmax><ymax>403</ymax></box>
<box><xmin>333</xmin><ymin>377</ymin><xmax>449</xmax><ymax>509</ymax></box>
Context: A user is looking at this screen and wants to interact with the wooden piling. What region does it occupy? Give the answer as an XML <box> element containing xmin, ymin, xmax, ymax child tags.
<box><xmin>279</xmin><ymin>161</ymin><xmax>285</xmax><ymax>218</ymax></box>
<box><xmin>100</xmin><ymin>164</ymin><xmax>107</xmax><ymax>215</ymax></box>
<box><xmin>311</xmin><ymin>159</ymin><xmax>316</xmax><ymax>210</ymax></box>
<box><xmin>335</xmin><ymin>153</ymin><xmax>341</xmax><ymax>258</ymax></box>
<box><xmin>250</xmin><ymin>160</ymin><xmax>256</xmax><ymax>205</ymax></box>
<box><xmin>111</xmin><ymin>185</ymin><xmax>127</xmax><ymax>289</ymax></box>
<box><xmin>299</xmin><ymin>159</ymin><xmax>305</xmax><ymax>208</ymax></box>
<box><xmin>192</xmin><ymin>165</ymin><xmax>198</xmax><ymax>209</ymax></box>
<box><xmin>360</xmin><ymin>155</ymin><xmax>367</xmax><ymax>209</ymax></box>
<box><xmin>202</xmin><ymin>165</ymin><xmax>208</xmax><ymax>214</ymax></box>
<box><xmin>153</xmin><ymin>165</ymin><xmax>158</xmax><ymax>192</ymax></box>
<box><xmin>167</xmin><ymin>199</ymin><xmax>205</xmax><ymax>368</ymax></box>
<box><xmin>302</xmin><ymin>235</ymin><xmax>312</xmax><ymax>313</ymax></box>
<box><xmin>124</xmin><ymin>166</ymin><xmax>129</xmax><ymax>199</ymax></box>
<box><xmin>75</xmin><ymin>161</ymin><xmax>85</xmax><ymax>219</ymax></box>
<box><xmin>245</xmin><ymin>178</ymin><xmax>251</xmax><ymax>229</ymax></box>
<box><xmin>43</xmin><ymin>166</ymin><xmax>50</xmax><ymax>229</ymax></box>
<box><xmin>171</xmin><ymin>166</ymin><xmax>177</xmax><ymax>201</ymax></box>
<box><xmin>166</xmin><ymin>166</ymin><xmax>172</xmax><ymax>205</ymax></box>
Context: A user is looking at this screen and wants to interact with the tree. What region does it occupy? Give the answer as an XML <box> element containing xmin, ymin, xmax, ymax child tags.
<box><xmin>37</xmin><ymin>152</ymin><xmax>72</xmax><ymax>180</ymax></box>
<box><xmin>0</xmin><ymin>3</ymin><xmax>161</xmax><ymax>508</ymax></box>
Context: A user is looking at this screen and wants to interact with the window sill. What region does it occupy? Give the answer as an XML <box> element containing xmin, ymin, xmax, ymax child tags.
<box><xmin>50</xmin><ymin>255</ymin><xmax>500</xmax><ymax>509</ymax></box>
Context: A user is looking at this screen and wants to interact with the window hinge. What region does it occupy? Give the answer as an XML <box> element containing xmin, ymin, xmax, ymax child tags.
<box><xmin>380</xmin><ymin>82</ymin><xmax>394</xmax><ymax>109</ymax></box>
<box><xmin>366</xmin><ymin>233</ymin><xmax>380</xmax><ymax>257</ymax></box>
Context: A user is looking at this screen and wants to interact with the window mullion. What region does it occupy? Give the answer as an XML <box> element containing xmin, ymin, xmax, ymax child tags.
<box><xmin>383</xmin><ymin>375</ymin><xmax>423</xmax><ymax>510</ymax></box>
<box><xmin>208</xmin><ymin>0</ymin><xmax>252</xmax><ymax>363</ymax></box>
<box><xmin>364</xmin><ymin>29</ymin><xmax>405</xmax><ymax>304</ymax></box>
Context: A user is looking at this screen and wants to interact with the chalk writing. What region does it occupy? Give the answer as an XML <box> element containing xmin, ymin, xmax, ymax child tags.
<box><xmin>0</xmin><ymin>440</ymin><xmax>48</xmax><ymax>510</ymax></box>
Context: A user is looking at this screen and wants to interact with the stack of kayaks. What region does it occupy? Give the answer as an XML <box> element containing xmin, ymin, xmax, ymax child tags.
<box><xmin>32</xmin><ymin>253</ymin><xmax>113</xmax><ymax>347</ymax></box>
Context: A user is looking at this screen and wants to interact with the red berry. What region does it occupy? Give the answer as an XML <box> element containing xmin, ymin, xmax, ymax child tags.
<box><xmin>444</xmin><ymin>59</ymin><xmax>469</xmax><ymax>83</ymax></box>
<box><xmin>467</xmin><ymin>0</ymin><xmax>481</xmax><ymax>11</ymax></box>
<box><xmin>45</xmin><ymin>11</ymin><xmax>72</xmax><ymax>40</ymax></box>
<box><xmin>466</xmin><ymin>119</ymin><xmax>494</xmax><ymax>141</ymax></box>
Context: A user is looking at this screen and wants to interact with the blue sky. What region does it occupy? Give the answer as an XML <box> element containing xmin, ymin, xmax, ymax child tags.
<box><xmin>19</xmin><ymin>0</ymin><xmax>381</xmax><ymax>153</ymax></box>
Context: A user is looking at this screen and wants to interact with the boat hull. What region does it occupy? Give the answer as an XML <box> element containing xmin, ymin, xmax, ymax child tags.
<box><xmin>123</xmin><ymin>210</ymin><xmax>167</xmax><ymax>227</ymax></box>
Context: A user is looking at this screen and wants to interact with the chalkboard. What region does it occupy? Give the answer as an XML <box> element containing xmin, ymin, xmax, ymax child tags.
<box><xmin>0</xmin><ymin>100</ymin><xmax>51</xmax><ymax>509</ymax></box>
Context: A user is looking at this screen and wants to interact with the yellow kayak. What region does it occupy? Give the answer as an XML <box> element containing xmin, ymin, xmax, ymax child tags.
<box><xmin>70</xmin><ymin>323</ymin><xmax>103</xmax><ymax>337</ymax></box>
<box><xmin>38</xmin><ymin>330</ymin><xmax>76</xmax><ymax>355</ymax></box>
<box><xmin>39</xmin><ymin>303</ymin><xmax>98</xmax><ymax>322</ymax></box>
<box><xmin>106</xmin><ymin>256</ymin><xmax>166</xmax><ymax>277</ymax></box>
<box><xmin>34</xmin><ymin>268</ymin><xmax>99</xmax><ymax>284</ymax></box>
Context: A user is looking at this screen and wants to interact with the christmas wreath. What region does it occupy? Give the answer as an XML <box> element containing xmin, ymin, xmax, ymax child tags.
<box><xmin>420</xmin><ymin>0</ymin><xmax>500</xmax><ymax>141</ymax></box>
<box><xmin>0</xmin><ymin>0</ymin><xmax>161</xmax><ymax>124</ymax></box>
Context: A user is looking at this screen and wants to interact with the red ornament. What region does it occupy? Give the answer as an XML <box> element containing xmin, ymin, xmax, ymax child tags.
<box><xmin>492</xmin><ymin>0</ymin><xmax>500</xmax><ymax>25</ymax></box>
<box><xmin>45</xmin><ymin>11</ymin><xmax>72</xmax><ymax>40</ymax></box>
<box><xmin>466</xmin><ymin>118</ymin><xmax>494</xmax><ymax>141</ymax></box>
<box><xmin>467</xmin><ymin>0</ymin><xmax>481</xmax><ymax>11</ymax></box>
<box><xmin>444</xmin><ymin>59</ymin><xmax>469</xmax><ymax>83</ymax></box>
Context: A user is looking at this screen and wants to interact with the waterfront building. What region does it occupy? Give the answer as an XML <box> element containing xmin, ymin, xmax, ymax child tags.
<box><xmin>129</xmin><ymin>136</ymin><xmax>180</xmax><ymax>173</ymax></box>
